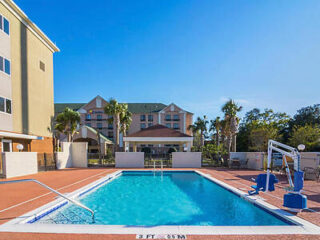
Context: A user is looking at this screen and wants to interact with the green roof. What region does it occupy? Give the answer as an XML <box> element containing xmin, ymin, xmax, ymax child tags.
<box><xmin>126</xmin><ymin>103</ymin><xmax>167</xmax><ymax>113</ymax></box>
<box><xmin>54</xmin><ymin>103</ymin><xmax>167</xmax><ymax>114</ymax></box>
<box><xmin>85</xmin><ymin>126</ymin><xmax>113</xmax><ymax>144</ymax></box>
<box><xmin>54</xmin><ymin>103</ymin><xmax>86</xmax><ymax>115</ymax></box>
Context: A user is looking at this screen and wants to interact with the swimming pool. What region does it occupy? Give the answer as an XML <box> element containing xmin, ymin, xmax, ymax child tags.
<box><xmin>2</xmin><ymin>170</ymin><xmax>320</xmax><ymax>235</ymax></box>
<box><xmin>30</xmin><ymin>171</ymin><xmax>290</xmax><ymax>226</ymax></box>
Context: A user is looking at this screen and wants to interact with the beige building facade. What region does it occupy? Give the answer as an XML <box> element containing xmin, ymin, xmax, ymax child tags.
<box><xmin>0</xmin><ymin>0</ymin><xmax>59</xmax><ymax>153</ymax></box>
<box><xmin>55</xmin><ymin>96</ymin><xmax>194</xmax><ymax>152</ymax></box>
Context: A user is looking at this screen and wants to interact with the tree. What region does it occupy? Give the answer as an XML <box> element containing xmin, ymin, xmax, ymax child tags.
<box><xmin>290</xmin><ymin>104</ymin><xmax>320</xmax><ymax>127</ymax></box>
<box><xmin>237</xmin><ymin>108</ymin><xmax>290</xmax><ymax>152</ymax></box>
<box><xmin>249</xmin><ymin>125</ymin><xmax>279</xmax><ymax>152</ymax></box>
<box><xmin>202</xmin><ymin>143</ymin><xmax>227</xmax><ymax>166</ymax></box>
<box><xmin>188</xmin><ymin>115</ymin><xmax>208</xmax><ymax>147</ymax></box>
<box><xmin>120</xmin><ymin>106</ymin><xmax>132</xmax><ymax>137</ymax></box>
<box><xmin>104</xmin><ymin>98</ymin><xmax>128</xmax><ymax>151</ymax></box>
<box><xmin>221</xmin><ymin>99</ymin><xmax>242</xmax><ymax>153</ymax></box>
<box><xmin>289</xmin><ymin>125</ymin><xmax>320</xmax><ymax>151</ymax></box>
<box><xmin>54</xmin><ymin>107</ymin><xmax>80</xmax><ymax>142</ymax></box>
<box><xmin>209</xmin><ymin>117</ymin><xmax>221</xmax><ymax>146</ymax></box>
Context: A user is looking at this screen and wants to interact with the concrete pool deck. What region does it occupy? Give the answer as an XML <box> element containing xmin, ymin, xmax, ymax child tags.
<box><xmin>0</xmin><ymin>168</ymin><xmax>319</xmax><ymax>239</ymax></box>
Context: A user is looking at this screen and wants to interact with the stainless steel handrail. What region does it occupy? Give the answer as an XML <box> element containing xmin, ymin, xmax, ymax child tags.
<box><xmin>0</xmin><ymin>179</ymin><xmax>95</xmax><ymax>222</ymax></box>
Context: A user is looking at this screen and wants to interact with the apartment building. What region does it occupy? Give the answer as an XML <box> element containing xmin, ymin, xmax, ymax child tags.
<box><xmin>54</xmin><ymin>96</ymin><xmax>193</xmax><ymax>151</ymax></box>
<box><xmin>0</xmin><ymin>0</ymin><xmax>59</xmax><ymax>152</ymax></box>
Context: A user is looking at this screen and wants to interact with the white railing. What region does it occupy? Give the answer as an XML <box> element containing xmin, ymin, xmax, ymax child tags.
<box><xmin>0</xmin><ymin>179</ymin><xmax>95</xmax><ymax>222</ymax></box>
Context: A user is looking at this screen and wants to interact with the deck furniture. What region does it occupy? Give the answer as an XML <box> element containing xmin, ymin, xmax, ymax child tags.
<box><xmin>230</xmin><ymin>158</ymin><xmax>241</xmax><ymax>169</ymax></box>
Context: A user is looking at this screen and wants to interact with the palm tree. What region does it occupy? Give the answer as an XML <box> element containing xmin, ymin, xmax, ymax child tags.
<box><xmin>209</xmin><ymin>117</ymin><xmax>221</xmax><ymax>146</ymax></box>
<box><xmin>120</xmin><ymin>106</ymin><xmax>132</xmax><ymax>137</ymax></box>
<box><xmin>221</xmin><ymin>99</ymin><xmax>242</xmax><ymax>152</ymax></box>
<box><xmin>54</xmin><ymin>107</ymin><xmax>80</xmax><ymax>142</ymax></box>
<box><xmin>104</xmin><ymin>98</ymin><xmax>127</xmax><ymax>151</ymax></box>
<box><xmin>188</xmin><ymin>115</ymin><xmax>208</xmax><ymax>147</ymax></box>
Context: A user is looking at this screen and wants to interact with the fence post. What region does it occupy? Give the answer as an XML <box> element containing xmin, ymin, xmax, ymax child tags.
<box><xmin>44</xmin><ymin>153</ymin><xmax>47</xmax><ymax>171</ymax></box>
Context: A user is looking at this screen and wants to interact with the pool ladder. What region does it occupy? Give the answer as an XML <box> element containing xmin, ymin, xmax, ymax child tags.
<box><xmin>0</xmin><ymin>179</ymin><xmax>95</xmax><ymax>222</ymax></box>
<box><xmin>153</xmin><ymin>160</ymin><xmax>163</xmax><ymax>175</ymax></box>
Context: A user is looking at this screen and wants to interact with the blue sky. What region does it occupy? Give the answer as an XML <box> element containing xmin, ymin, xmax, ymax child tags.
<box><xmin>16</xmin><ymin>0</ymin><xmax>320</xmax><ymax>120</ymax></box>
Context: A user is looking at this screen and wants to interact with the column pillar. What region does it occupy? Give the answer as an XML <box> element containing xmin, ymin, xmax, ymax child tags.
<box><xmin>124</xmin><ymin>141</ymin><xmax>129</xmax><ymax>152</ymax></box>
<box><xmin>133</xmin><ymin>142</ymin><xmax>137</xmax><ymax>152</ymax></box>
<box><xmin>186</xmin><ymin>141</ymin><xmax>192</xmax><ymax>152</ymax></box>
<box><xmin>179</xmin><ymin>143</ymin><xmax>183</xmax><ymax>152</ymax></box>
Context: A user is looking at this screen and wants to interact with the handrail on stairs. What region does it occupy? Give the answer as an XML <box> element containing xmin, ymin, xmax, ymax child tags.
<box><xmin>0</xmin><ymin>179</ymin><xmax>95</xmax><ymax>222</ymax></box>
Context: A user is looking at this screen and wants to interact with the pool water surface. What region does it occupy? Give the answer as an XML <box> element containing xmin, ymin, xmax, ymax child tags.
<box><xmin>34</xmin><ymin>171</ymin><xmax>292</xmax><ymax>226</ymax></box>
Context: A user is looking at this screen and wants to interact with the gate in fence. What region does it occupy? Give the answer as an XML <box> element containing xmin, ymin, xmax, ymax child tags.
<box><xmin>144</xmin><ymin>152</ymin><xmax>172</xmax><ymax>168</ymax></box>
<box><xmin>37</xmin><ymin>153</ymin><xmax>56</xmax><ymax>171</ymax></box>
<box><xmin>87</xmin><ymin>153</ymin><xmax>115</xmax><ymax>167</ymax></box>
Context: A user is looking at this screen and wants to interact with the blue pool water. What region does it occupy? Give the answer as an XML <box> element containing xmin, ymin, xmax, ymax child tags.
<box><xmin>35</xmin><ymin>171</ymin><xmax>292</xmax><ymax>226</ymax></box>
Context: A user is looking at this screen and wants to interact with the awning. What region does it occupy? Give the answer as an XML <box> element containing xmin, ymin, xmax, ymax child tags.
<box><xmin>0</xmin><ymin>131</ymin><xmax>43</xmax><ymax>140</ymax></box>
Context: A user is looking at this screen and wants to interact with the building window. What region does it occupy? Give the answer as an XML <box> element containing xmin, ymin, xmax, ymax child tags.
<box><xmin>39</xmin><ymin>61</ymin><xmax>45</xmax><ymax>71</ymax></box>
<box><xmin>148</xmin><ymin>123</ymin><xmax>153</xmax><ymax>127</ymax></box>
<box><xmin>148</xmin><ymin>144</ymin><xmax>154</xmax><ymax>147</ymax></box>
<box><xmin>86</xmin><ymin>114</ymin><xmax>91</xmax><ymax>120</ymax></box>
<box><xmin>173</xmin><ymin>123</ymin><xmax>179</xmax><ymax>129</ymax></box>
<box><xmin>108</xmin><ymin>123</ymin><xmax>113</xmax><ymax>129</ymax></box>
<box><xmin>4</xmin><ymin>59</ymin><xmax>10</xmax><ymax>75</ymax></box>
<box><xmin>108</xmin><ymin>131</ymin><xmax>113</xmax><ymax>138</ymax></box>
<box><xmin>165</xmin><ymin>114</ymin><xmax>171</xmax><ymax>121</ymax></box>
<box><xmin>140</xmin><ymin>123</ymin><xmax>146</xmax><ymax>129</ymax></box>
<box><xmin>0</xmin><ymin>56</ymin><xmax>3</xmax><ymax>71</ymax></box>
<box><xmin>97</xmin><ymin>123</ymin><xmax>102</xmax><ymax>129</ymax></box>
<box><xmin>3</xmin><ymin>17</ymin><xmax>9</xmax><ymax>35</ymax></box>
<box><xmin>0</xmin><ymin>97</ymin><xmax>4</xmax><ymax>112</ymax></box>
<box><xmin>173</xmin><ymin>114</ymin><xmax>180</xmax><ymax>121</ymax></box>
<box><xmin>0</xmin><ymin>16</ymin><xmax>2</xmax><ymax>30</ymax></box>
<box><xmin>97</xmin><ymin>114</ymin><xmax>102</xmax><ymax>120</ymax></box>
<box><xmin>165</xmin><ymin>123</ymin><xmax>171</xmax><ymax>128</ymax></box>
<box><xmin>93</xmin><ymin>110</ymin><xmax>103</xmax><ymax>114</ymax></box>
<box><xmin>148</xmin><ymin>114</ymin><xmax>153</xmax><ymax>122</ymax></box>
<box><xmin>140</xmin><ymin>115</ymin><xmax>146</xmax><ymax>121</ymax></box>
<box><xmin>86</xmin><ymin>123</ymin><xmax>91</xmax><ymax>127</ymax></box>
<box><xmin>5</xmin><ymin>99</ymin><xmax>11</xmax><ymax>114</ymax></box>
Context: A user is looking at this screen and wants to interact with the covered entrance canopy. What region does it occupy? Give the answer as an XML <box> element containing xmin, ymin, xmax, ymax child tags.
<box><xmin>123</xmin><ymin>124</ymin><xmax>193</xmax><ymax>152</ymax></box>
<box><xmin>72</xmin><ymin>126</ymin><xmax>113</xmax><ymax>154</ymax></box>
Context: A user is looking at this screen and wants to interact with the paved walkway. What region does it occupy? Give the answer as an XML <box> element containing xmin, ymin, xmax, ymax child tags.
<box><xmin>0</xmin><ymin>168</ymin><xmax>319</xmax><ymax>240</ymax></box>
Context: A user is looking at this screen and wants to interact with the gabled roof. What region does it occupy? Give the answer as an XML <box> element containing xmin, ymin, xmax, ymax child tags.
<box><xmin>85</xmin><ymin>126</ymin><xmax>113</xmax><ymax>144</ymax></box>
<box><xmin>160</xmin><ymin>103</ymin><xmax>193</xmax><ymax>114</ymax></box>
<box><xmin>54</xmin><ymin>102</ymin><xmax>167</xmax><ymax>114</ymax></box>
<box><xmin>54</xmin><ymin>103</ymin><xmax>86</xmax><ymax>115</ymax></box>
<box><xmin>126</xmin><ymin>124</ymin><xmax>192</xmax><ymax>138</ymax></box>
